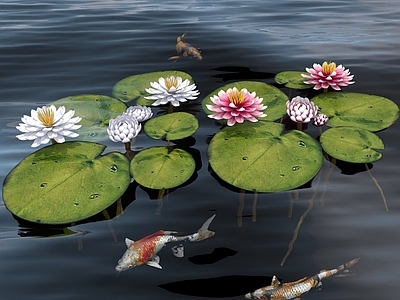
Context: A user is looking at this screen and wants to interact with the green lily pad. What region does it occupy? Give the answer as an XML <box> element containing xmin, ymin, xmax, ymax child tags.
<box><xmin>312</xmin><ymin>92</ymin><xmax>399</xmax><ymax>132</ymax></box>
<box><xmin>144</xmin><ymin>112</ymin><xmax>198</xmax><ymax>140</ymax></box>
<box><xmin>320</xmin><ymin>127</ymin><xmax>384</xmax><ymax>163</ymax></box>
<box><xmin>51</xmin><ymin>94</ymin><xmax>127</xmax><ymax>141</ymax></box>
<box><xmin>131</xmin><ymin>146</ymin><xmax>195</xmax><ymax>189</ymax></box>
<box><xmin>2</xmin><ymin>142</ymin><xmax>131</xmax><ymax>224</ymax></box>
<box><xmin>112</xmin><ymin>70</ymin><xmax>195</xmax><ymax>106</ymax></box>
<box><xmin>274</xmin><ymin>71</ymin><xmax>311</xmax><ymax>89</ymax></box>
<box><xmin>208</xmin><ymin>122</ymin><xmax>323</xmax><ymax>192</ymax></box>
<box><xmin>202</xmin><ymin>81</ymin><xmax>288</xmax><ymax>122</ymax></box>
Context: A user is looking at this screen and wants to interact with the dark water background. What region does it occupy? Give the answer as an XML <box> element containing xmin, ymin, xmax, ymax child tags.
<box><xmin>1</xmin><ymin>1</ymin><xmax>400</xmax><ymax>299</ymax></box>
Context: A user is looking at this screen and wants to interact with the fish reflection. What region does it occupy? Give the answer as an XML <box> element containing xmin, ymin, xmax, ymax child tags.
<box><xmin>245</xmin><ymin>258</ymin><xmax>360</xmax><ymax>300</ymax></box>
<box><xmin>115</xmin><ymin>214</ymin><xmax>216</xmax><ymax>273</ymax></box>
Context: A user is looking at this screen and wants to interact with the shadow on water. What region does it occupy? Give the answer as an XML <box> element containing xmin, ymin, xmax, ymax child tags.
<box><xmin>210</xmin><ymin>66</ymin><xmax>276</xmax><ymax>82</ymax></box>
<box><xmin>14</xmin><ymin>181</ymin><xmax>139</xmax><ymax>238</ymax></box>
<box><xmin>159</xmin><ymin>274</ymin><xmax>274</xmax><ymax>298</ymax></box>
<box><xmin>188</xmin><ymin>247</ymin><xmax>238</xmax><ymax>265</ymax></box>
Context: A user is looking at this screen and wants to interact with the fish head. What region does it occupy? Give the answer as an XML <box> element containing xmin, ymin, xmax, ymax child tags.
<box><xmin>193</xmin><ymin>52</ymin><xmax>203</xmax><ymax>61</ymax></box>
<box><xmin>115</xmin><ymin>246</ymin><xmax>141</xmax><ymax>273</ymax></box>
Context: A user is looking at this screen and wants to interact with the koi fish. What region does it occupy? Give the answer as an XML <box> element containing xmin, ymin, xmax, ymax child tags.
<box><xmin>169</xmin><ymin>33</ymin><xmax>202</xmax><ymax>61</ymax></box>
<box><xmin>115</xmin><ymin>214</ymin><xmax>216</xmax><ymax>273</ymax></box>
<box><xmin>245</xmin><ymin>258</ymin><xmax>360</xmax><ymax>300</ymax></box>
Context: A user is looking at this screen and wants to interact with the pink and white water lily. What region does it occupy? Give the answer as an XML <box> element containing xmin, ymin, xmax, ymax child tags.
<box><xmin>16</xmin><ymin>105</ymin><xmax>82</xmax><ymax>147</ymax></box>
<box><xmin>206</xmin><ymin>87</ymin><xmax>267</xmax><ymax>126</ymax></box>
<box><xmin>286</xmin><ymin>96</ymin><xmax>318</xmax><ymax>123</ymax></box>
<box><xmin>302</xmin><ymin>61</ymin><xmax>354</xmax><ymax>91</ymax></box>
<box><xmin>313</xmin><ymin>113</ymin><xmax>329</xmax><ymax>126</ymax></box>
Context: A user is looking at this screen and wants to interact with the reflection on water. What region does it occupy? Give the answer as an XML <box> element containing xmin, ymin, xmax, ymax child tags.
<box><xmin>1</xmin><ymin>0</ymin><xmax>400</xmax><ymax>299</ymax></box>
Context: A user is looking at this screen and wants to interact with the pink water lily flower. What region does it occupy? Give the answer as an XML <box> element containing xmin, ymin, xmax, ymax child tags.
<box><xmin>206</xmin><ymin>87</ymin><xmax>267</xmax><ymax>126</ymax></box>
<box><xmin>302</xmin><ymin>61</ymin><xmax>354</xmax><ymax>91</ymax></box>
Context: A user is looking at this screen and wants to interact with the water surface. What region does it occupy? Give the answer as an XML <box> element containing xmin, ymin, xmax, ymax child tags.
<box><xmin>1</xmin><ymin>1</ymin><xmax>400</xmax><ymax>299</ymax></box>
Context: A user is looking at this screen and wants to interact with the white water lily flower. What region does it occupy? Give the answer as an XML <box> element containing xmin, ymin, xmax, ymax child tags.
<box><xmin>124</xmin><ymin>105</ymin><xmax>153</xmax><ymax>122</ymax></box>
<box><xmin>16</xmin><ymin>105</ymin><xmax>82</xmax><ymax>147</ymax></box>
<box><xmin>107</xmin><ymin>114</ymin><xmax>141</xmax><ymax>143</ymax></box>
<box><xmin>145</xmin><ymin>75</ymin><xmax>200</xmax><ymax>107</ymax></box>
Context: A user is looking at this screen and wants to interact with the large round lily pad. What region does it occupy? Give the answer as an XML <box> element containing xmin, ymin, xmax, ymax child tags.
<box><xmin>208</xmin><ymin>122</ymin><xmax>323</xmax><ymax>192</ymax></box>
<box><xmin>131</xmin><ymin>146</ymin><xmax>195</xmax><ymax>189</ymax></box>
<box><xmin>2</xmin><ymin>142</ymin><xmax>131</xmax><ymax>224</ymax></box>
<box><xmin>320</xmin><ymin>127</ymin><xmax>384</xmax><ymax>163</ymax></box>
<box><xmin>144</xmin><ymin>112</ymin><xmax>198</xmax><ymax>140</ymax></box>
<box><xmin>202</xmin><ymin>81</ymin><xmax>288</xmax><ymax>122</ymax></box>
<box><xmin>312</xmin><ymin>92</ymin><xmax>399</xmax><ymax>132</ymax></box>
<box><xmin>51</xmin><ymin>94</ymin><xmax>127</xmax><ymax>141</ymax></box>
<box><xmin>274</xmin><ymin>71</ymin><xmax>311</xmax><ymax>89</ymax></box>
<box><xmin>112</xmin><ymin>70</ymin><xmax>195</xmax><ymax>106</ymax></box>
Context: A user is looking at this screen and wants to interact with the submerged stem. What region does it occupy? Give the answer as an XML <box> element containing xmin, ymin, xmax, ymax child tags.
<box><xmin>365</xmin><ymin>163</ymin><xmax>389</xmax><ymax>211</ymax></box>
<box><xmin>102</xmin><ymin>210</ymin><xmax>118</xmax><ymax>242</ymax></box>
<box><xmin>237</xmin><ymin>189</ymin><xmax>245</xmax><ymax>227</ymax></box>
<box><xmin>252</xmin><ymin>191</ymin><xmax>258</xmax><ymax>222</ymax></box>
<box><xmin>281</xmin><ymin>171</ymin><xmax>322</xmax><ymax>266</ymax></box>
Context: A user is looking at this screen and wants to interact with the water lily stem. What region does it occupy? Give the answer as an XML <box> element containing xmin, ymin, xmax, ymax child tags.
<box><xmin>297</xmin><ymin>122</ymin><xmax>303</xmax><ymax>131</ymax></box>
<box><xmin>124</xmin><ymin>142</ymin><xmax>131</xmax><ymax>152</ymax></box>
<box><xmin>51</xmin><ymin>138</ymin><xmax>57</xmax><ymax>145</ymax></box>
<box><xmin>168</xmin><ymin>103</ymin><xmax>174</xmax><ymax>114</ymax></box>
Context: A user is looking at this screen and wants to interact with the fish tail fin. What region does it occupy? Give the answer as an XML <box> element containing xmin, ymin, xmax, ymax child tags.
<box><xmin>318</xmin><ymin>258</ymin><xmax>360</xmax><ymax>280</ymax></box>
<box><xmin>190</xmin><ymin>214</ymin><xmax>216</xmax><ymax>242</ymax></box>
<box><xmin>334</xmin><ymin>257</ymin><xmax>360</xmax><ymax>277</ymax></box>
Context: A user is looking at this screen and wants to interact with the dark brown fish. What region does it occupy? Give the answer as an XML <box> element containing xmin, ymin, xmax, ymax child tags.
<box><xmin>169</xmin><ymin>33</ymin><xmax>202</xmax><ymax>61</ymax></box>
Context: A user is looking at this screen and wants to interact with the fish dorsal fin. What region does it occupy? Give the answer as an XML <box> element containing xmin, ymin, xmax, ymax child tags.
<box><xmin>125</xmin><ymin>238</ymin><xmax>134</xmax><ymax>247</ymax></box>
<box><xmin>271</xmin><ymin>275</ymin><xmax>281</xmax><ymax>287</ymax></box>
<box><xmin>147</xmin><ymin>255</ymin><xmax>162</xmax><ymax>269</ymax></box>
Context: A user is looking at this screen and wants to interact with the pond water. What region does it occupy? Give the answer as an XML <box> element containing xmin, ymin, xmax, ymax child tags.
<box><xmin>1</xmin><ymin>0</ymin><xmax>400</xmax><ymax>299</ymax></box>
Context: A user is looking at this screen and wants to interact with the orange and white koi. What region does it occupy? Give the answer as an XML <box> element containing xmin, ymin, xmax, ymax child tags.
<box><xmin>115</xmin><ymin>214</ymin><xmax>215</xmax><ymax>273</ymax></box>
<box><xmin>169</xmin><ymin>33</ymin><xmax>202</xmax><ymax>61</ymax></box>
<box><xmin>245</xmin><ymin>258</ymin><xmax>360</xmax><ymax>300</ymax></box>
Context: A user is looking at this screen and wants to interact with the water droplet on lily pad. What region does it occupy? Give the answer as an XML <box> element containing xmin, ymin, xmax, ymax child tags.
<box><xmin>280</xmin><ymin>173</ymin><xmax>285</xmax><ymax>177</ymax></box>
<box><xmin>298</xmin><ymin>141</ymin><xmax>306</xmax><ymax>147</ymax></box>
<box><xmin>89</xmin><ymin>193</ymin><xmax>99</xmax><ymax>199</ymax></box>
<box><xmin>242</xmin><ymin>156</ymin><xmax>248</xmax><ymax>160</ymax></box>
<box><xmin>74</xmin><ymin>202</ymin><xmax>79</xmax><ymax>206</ymax></box>
<box><xmin>292</xmin><ymin>166</ymin><xmax>300</xmax><ymax>171</ymax></box>
<box><xmin>40</xmin><ymin>182</ymin><xmax>47</xmax><ymax>188</ymax></box>
<box><xmin>110</xmin><ymin>164</ymin><xmax>118</xmax><ymax>172</ymax></box>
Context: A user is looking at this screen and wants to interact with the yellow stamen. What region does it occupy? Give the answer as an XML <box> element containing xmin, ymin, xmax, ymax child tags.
<box><xmin>38</xmin><ymin>107</ymin><xmax>55</xmax><ymax>127</ymax></box>
<box><xmin>229</xmin><ymin>88</ymin><xmax>245</xmax><ymax>105</ymax></box>
<box><xmin>165</xmin><ymin>76</ymin><xmax>179</xmax><ymax>90</ymax></box>
<box><xmin>322</xmin><ymin>61</ymin><xmax>337</xmax><ymax>75</ymax></box>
